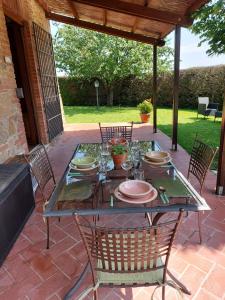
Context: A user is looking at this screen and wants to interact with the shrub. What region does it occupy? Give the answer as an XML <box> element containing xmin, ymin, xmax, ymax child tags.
<box><xmin>58</xmin><ymin>65</ymin><xmax>225</xmax><ymax>109</ymax></box>
<box><xmin>137</xmin><ymin>100</ymin><xmax>153</xmax><ymax>114</ymax></box>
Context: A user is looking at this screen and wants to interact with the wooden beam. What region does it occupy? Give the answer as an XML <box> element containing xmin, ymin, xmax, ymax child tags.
<box><xmin>188</xmin><ymin>0</ymin><xmax>209</xmax><ymax>13</ymax></box>
<box><xmin>67</xmin><ymin>1</ymin><xmax>79</xmax><ymax>19</ymax></box>
<box><xmin>3</xmin><ymin>5</ymin><xmax>24</xmax><ymax>24</ymax></box>
<box><xmin>172</xmin><ymin>25</ymin><xmax>181</xmax><ymax>151</ymax></box>
<box><xmin>216</xmin><ymin>94</ymin><xmax>225</xmax><ymax>195</ymax></box>
<box><xmin>35</xmin><ymin>0</ymin><xmax>49</xmax><ymax>13</ymax></box>
<box><xmin>153</xmin><ymin>45</ymin><xmax>157</xmax><ymax>133</ymax></box>
<box><xmin>103</xmin><ymin>10</ymin><xmax>107</xmax><ymax>26</ymax></box>
<box><xmin>72</xmin><ymin>0</ymin><xmax>193</xmax><ymax>26</ymax></box>
<box><xmin>46</xmin><ymin>12</ymin><xmax>165</xmax><ymax>46</ymax></box>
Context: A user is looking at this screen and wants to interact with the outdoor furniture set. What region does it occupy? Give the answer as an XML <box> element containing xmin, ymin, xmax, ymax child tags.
<box><xmin>25</xmin><ymin>123</ymin><xmax>216</xmax><ymax>299</ymax></box>
<box><xmin>197</xmin><ymin>97</ymin><xmax>221</xmax><ymax>121</ymax></box>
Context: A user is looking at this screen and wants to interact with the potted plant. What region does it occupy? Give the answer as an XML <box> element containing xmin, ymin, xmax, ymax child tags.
<box><xmin>111</xmin><ymin>144</ymin><xmax>128</xmax><ymax>169</ymax></box>
<box><xmin>137</xmin><ymin>99</ymin><xmax>153</xmax><ymax>123</ymax></box>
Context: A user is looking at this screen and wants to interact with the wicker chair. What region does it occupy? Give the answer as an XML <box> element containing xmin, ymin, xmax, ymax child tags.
<box><xmin>99</xmin><ymin>122</ymin><xmax>133</xmax><ymax>143</ymax></box>
<box><xmin>25</xmin><ymin>144</ymin><xmax>99</xmax><ymax>249</ymax></box>
<box><xmin>25</xmin><ymin>144</ymin><xmax>56</xmax><ymax>249</ymax></box>
<box><xmin>64</xmin><ymin>210</ymin><xmax>191</xmax><ymax>300</ymax></box>
<box><xmin>187</xmin><ymin>138</ymin><xmax>218</xmax><ymax>243</ymax></box>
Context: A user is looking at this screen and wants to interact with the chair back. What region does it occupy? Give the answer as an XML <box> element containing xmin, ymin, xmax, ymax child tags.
<box><xmin>75</xmin><ymin>211</ymin><xmax>183</xmax><ymax>282</ymax></box>
<box><xmin>188</xmin><ymin>138</ymin><xmax>218</xmax><ymax>193</ymax></box>
<box><xmin>198</xmin><ymin>97</ymin><xmax>209</xmax><ymax>106</ymax></box>
<box><xmin>99</xmin><ymin>122</ymin><xmax>133</xmax><ymax>143</ymax></box>
<box><xmin>207</xmin><ymin>103</ymin><xmax>219</xmax><ymax>110</ymax></box>
<box><xmin>25</xmin><ymin>144</ymin><xmax>56</xmax><ymax>199</ymax></box>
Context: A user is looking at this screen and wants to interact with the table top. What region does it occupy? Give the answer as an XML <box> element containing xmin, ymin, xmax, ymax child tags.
<box><xmin>44</xmin><ymin>141</ymin><xmax>210</xmax><ymax>217</ymax></box>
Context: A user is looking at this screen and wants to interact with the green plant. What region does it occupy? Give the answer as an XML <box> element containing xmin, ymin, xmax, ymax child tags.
<box><xmin>111</xmin><ymin>144</ymin><xmax>127</xmax><ymax>155</ymax></box>
<box><xmin>137</xmin><ymin>100</ymin><xmax>153</xmax><ymax>114</ymax></box>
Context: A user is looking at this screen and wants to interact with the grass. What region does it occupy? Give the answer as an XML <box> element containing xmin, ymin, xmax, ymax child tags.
<box><xmin>64</xmin><ymin>105</ymin><xmax>221</xmax><ymax>169</ymax></box>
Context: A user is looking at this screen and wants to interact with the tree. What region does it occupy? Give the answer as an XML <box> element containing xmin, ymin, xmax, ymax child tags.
<box><xmin>191</xmin><ymin>0</ymin><xmax>225</xmax><ymax>56</ymax></box>
<box><xmin>53</xmin><ymin>25</ymin><xmax>172</xmax><ymax>105</ymax></box>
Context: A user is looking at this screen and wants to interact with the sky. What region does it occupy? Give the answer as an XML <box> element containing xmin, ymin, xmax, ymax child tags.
<box><xmin>168</xmin><ymin>28</ymin><xmax>225</xmax><ymax>70</ymax></box>
<box><xmin>51</xmin><ymin>23</ymin><xmax>225</xmax><ymax>70</ymax></box>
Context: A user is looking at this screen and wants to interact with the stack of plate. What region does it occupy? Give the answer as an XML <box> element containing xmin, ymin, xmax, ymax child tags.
<box><xmin>114</xmin><ymin>180</ymin><xmax>157</xmax><ymax>204</ymax></box>
<box><xmin>142</xmin><ymin>151</ymin><xmax>171</xmax><ymax>166</ymax></box>
<box><xmin>69</xmin><ymin>156</ymin><xmax>98</xmax><ymax>172</ymax></box>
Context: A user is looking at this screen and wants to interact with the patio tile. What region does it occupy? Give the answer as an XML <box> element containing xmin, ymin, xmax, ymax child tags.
<box><xmin>20</xmin><ymin>239</ymin><xmax>52</xmax><ymax>261</ymax></box>
<box><xmin>206</xmin><ymin>231</ymin><xmax>225</xmax><ymax>251</ymax></box>
<box><xmin>28</xmin><ymin>253</ymin><xmax>58</xmax><ymax>281</ymax></box>
<box><xmin>60</xmin><ymin>221</ymin><xmax>82</xmax><ymax>242</ymax></box>
<box><xmin>194</xmin><ymin>288</ymin><xmax>221</xmax><ymax>300</ymax></box>
<box><xmin>198</xmin><ymin>247</ymin><xmax>225</xmax><ymax>268</ymax></box>
<box><xmin>5</xmin><ymin>236</ymin><xmax>31</xmax><ymax>260</ymax></box>
<box><xmin>175</xmin><ymin>247</ymin><xmax>214</xmax><ymax>274</ymax></box>
<box><xmin>5</xmin><ymin>255</ymin><xmax>40</xmax><ymax>284</ymax></box>
<box><xmin>44</xmin><ymin>236</ymin><xmax>76</xmax><ymax>259</ymax></box>
<box><xmin>203</xmin><ymin>217</ymin><xmax>225</xmax><ymax>234</ymax></box>
<box><xmin>23</xmin><ymin>224</ymin><xmax>47</xmax><ymax>243</ymax></box>
<box><xmin>68</xmin><ymin>240</ymin><xmax>88</xmax><ymax>263</ymax></box>
<box><xmin>202</xmin><ymin>265</ymin><xmax>225</xmax><ymax>298</ymax></box>
<box><xmin>47</xmin><ymin>223</ymin><xmax>69</xmax><ymax>244</ymax></box>
<box><xmin>52</xmin><ymin>252</ymin><xmax>84</xmax><ymax>279</ymax></box>
<box><xmin>179</xmin><ymin>265</ymin><xmax>206</xmax><ymax>295</ymax></box>
<box><xmin>0</xmin><ymin>270</ymin><xmax>41</xmax><ymax>299</ymax></box>
<box><xmin>0</xmin><ymin>267</ymin><xmax>14</xmax><ymax>294</ymax></box>
<box><xmin>27</xmin><ymin>271</ymin><xmax>70</xmax><ymax>300</ymax></box>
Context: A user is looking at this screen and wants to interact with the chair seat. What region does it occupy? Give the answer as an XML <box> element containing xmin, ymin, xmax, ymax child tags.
<box><xmin>97</xmin><ymin>259</ymin><xmax>163</xmax><ymax>285</ymax></box>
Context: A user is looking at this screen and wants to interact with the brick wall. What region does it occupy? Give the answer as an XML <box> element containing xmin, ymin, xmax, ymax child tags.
<box><xmin>0</xmin><ymin>0</ymin><xmax>27</xmax><ymax>162</ymax></box>
<box><xmin>0</xmin><ymin>0</ymin><xmax>51</xmax><ymax>163</ymax></box>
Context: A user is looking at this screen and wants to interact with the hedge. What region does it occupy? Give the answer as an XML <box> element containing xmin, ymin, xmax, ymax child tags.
<box><xmin>58</xmin><ymin>65</ymin><xmax>225</xmax><ymax>109</ymax></box>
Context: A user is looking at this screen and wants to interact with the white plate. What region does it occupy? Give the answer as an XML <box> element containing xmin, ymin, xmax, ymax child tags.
<box><xmin>142</xmin><ymin>157</ymin><xmax>172</xmax><ymax>166</ymax></box>
<box><xmin>69</xmin><ymin>162</ymin><xmax>99</xmax><ymax>172</ymax></box>
<box><xmin>114</xmin><ymin>187</ymin><xmax>158</xmax><ymax>204</ymax></box>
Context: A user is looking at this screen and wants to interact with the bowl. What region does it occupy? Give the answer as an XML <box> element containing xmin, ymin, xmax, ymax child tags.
<box><xmin>119</xmin><ymin>180</ymin><xmax>152</xmax><ymax>198</ymax></box>
<box><xmin>145</xmin><ymin>151</ymin><xmax>170</xmax><ymax>163</ymax></box>
<box><xmin>71</xmin><ymin>156</ymin><xmax>96</xmax><ymax>169</ymax></box>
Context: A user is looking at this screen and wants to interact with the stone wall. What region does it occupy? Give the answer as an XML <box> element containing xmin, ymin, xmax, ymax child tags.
<box><xmin>0</xmin><ymin>0</ymin><xmax>50</xmax><ymax>163</ymax></box>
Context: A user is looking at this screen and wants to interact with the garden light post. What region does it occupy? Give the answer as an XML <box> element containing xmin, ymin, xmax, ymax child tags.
<box><xmin>94</xmin><ymin>79</ymin><xmax>100</xmax><ymax>110</ymax></box>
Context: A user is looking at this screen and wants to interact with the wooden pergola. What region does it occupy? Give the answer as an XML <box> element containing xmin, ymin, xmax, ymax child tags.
<box><xmin>36</xmin><ymin>0</ymin><xmax>225</xmax><ymax>195</ymax></box>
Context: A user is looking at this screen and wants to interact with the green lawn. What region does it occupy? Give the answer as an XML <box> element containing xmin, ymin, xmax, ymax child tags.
<box><xmin>64</xmin><ymin>106</ymin><xmax>221</xmax><ymax>168</ymax></box>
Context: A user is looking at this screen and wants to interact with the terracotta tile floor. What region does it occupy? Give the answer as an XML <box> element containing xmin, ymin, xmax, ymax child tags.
<box><xmin>1</xmin><ymin>123</ymin><xmax>225</xmax><ymax>300</ymax></box>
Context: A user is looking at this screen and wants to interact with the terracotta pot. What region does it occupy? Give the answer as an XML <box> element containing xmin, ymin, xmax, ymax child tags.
<box><xmin>112</xmin><ymin>153</ymin><xmax>127</xmax><ymax>169</ymax></box>
<box><xmin>140</xmin><ymin>113</ymin><xmax>150</xmax><ymax>123</ymax></box>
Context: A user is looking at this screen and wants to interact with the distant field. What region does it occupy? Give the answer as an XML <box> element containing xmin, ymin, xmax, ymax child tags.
<box><xmin>64</xmin><ymin>105</ymin><xmax>221</xmax><ymax>168</ymax></box>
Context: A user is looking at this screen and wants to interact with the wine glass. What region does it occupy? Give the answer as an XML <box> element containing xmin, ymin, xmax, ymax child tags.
<box><xmin>99</xmin><ymin>159</ymin><xmax>108</xmax><ymax>183</ymax></box>
<box><xmin>121</xmin><ymin>159</ymin><xmax>133</xmax><ymax>180</ymax></box>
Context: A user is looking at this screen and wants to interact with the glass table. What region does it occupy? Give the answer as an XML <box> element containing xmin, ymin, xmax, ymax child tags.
<box><xmin>44</xmin><ymin>141</ymin><xmax>210</xmax><ymax>218</ymax></box>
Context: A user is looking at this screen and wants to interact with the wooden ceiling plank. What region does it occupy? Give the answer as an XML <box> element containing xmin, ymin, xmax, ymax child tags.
<box><xmin>46</xmin><ymin>12</ymin><xmax>165</xmax><ymax>46</ymax></box>
<box><xmin>132</xmin><ymin>19</ymin><xmax>138</xmax><ymax>33</ymax></box>
<box><xmin>67</xmin><ymin>1</ymin><xmax>79</xmax><ymax>19</ymax></box>
<box><xmin>132</xmin><ymin>0</ymin><xmax>149</xmax><ymax>33</ymax></box>
<box><xmin>103</xmin><ymin>10</ymin><xmax>107</xmax><ymax>26</ymax></box>
<box><xmin>72</xmin><ymin>0</ymin><xmax>193</xmax><ymax>26</ymax></box>
<box><xmin>188</xmin><ymin>0</ymin><xmax>210</xmax><ymax>13</ymax></box>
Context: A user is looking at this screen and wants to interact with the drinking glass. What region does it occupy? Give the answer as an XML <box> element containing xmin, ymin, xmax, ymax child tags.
<box><xmin>133</xmin><ymin>168</ymin><xmax>145</xmax><ymax>181</ymax></box>
<box><xmin>99</xmin><ymin>160</ymin><xmax>108</xmax><ymax>183</ymax></box>
<box><xmin>121</xmin><ymin>159</ymin><xmax>133</xmax><ymax>179</ymax></box>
